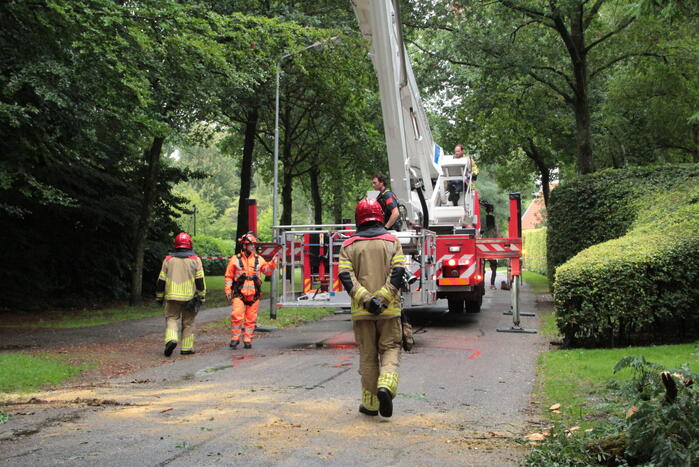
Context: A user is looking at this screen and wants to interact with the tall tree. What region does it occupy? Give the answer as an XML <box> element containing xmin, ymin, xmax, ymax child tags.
<box><xmin>123</xmin><ymin>4</ymin><xmax>247</xmax><ymax>304</ymax></box>
<box><xmin>595</xmin><ymin>15</ymin><xmax>699</xmax><ymax>165</ymax></box>
<box><xmin>0</xmin><ymin>1</ymin><xmax>172</xmax><ymax>308</ymax></box>
<box><xmin>406</xmin><ymin>0</ymin><xmax>665</xmax><ymax>174</ymax></box>
<box><xmin>0</xmin><ymin>1</ymin><xmax>274</xmax><ymax>308</ymax></box>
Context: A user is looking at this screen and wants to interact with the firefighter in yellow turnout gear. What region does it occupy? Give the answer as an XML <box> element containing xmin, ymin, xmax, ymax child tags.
<box><xmin>156</xmin><ymin>232</ymin><xmax>206</xmax><ymax>356</ymax></box>
<box><xmin>339</xmin><ymin>199</ymin><xmax>406</xmax><ymax>418</ymax></box>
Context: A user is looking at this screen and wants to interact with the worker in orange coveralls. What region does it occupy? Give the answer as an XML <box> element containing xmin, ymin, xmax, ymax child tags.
<box><xmin>224</xmin><ymin>232</ymin><xmax>277</xmax><ymax>349</ymax></box>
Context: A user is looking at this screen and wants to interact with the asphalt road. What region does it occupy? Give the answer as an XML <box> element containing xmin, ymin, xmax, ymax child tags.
<box><xmin>1</xmin><ymin>285</ymin><xmax>551</xmax><ymax>466</ymax></box>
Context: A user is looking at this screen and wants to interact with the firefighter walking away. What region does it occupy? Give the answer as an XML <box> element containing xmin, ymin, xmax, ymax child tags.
<box><xmin>225</xmin><ymin>232</ymin><xmax>278</xmax><ymax>349</ymax></box>
<box><xmin>156</xmin><ymin>232</ymin><xmax>206</xmax><ymax>356</ymax></box>
<box><xmin>339</xmin><ymin>199</ymin><xmax>406</xmax><ymax>418</ymax></box>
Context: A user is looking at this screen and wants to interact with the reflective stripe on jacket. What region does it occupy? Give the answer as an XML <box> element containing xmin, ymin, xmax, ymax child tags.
<box><xmin>224</xmin><ymin>253</ymin><xmax>276</xmax><ymax>296</ymax></box>
<box><xmin>338</xmin><ymin>234</ymin><xmax>405</xmax><ymax>319</ymax></box>
<box><xmin>157</xmin><ymin>255</ymin><xmax>205</xmax><ymax>301</ymax></box>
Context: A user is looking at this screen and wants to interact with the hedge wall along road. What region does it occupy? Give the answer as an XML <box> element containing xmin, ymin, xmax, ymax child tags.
<box><xmin>546</xmin><ymin>165</ymin><xmax>699</xmax><ymax>281</ymax></box>
<box><xmin>553</xmin><ymin>168</ymin><xmax>699</xmax><ymax>347</ymax></box>
<box><xmin>523</xmin><ymin>228</ymin><xmax>547</xmax><ymax>276</ymax></box>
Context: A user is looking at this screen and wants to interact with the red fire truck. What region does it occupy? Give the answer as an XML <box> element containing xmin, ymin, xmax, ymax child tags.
<box><xmin>264</xmin><ymin>0</ymin><xmax>529</xmax><ymax>332</ymax></box>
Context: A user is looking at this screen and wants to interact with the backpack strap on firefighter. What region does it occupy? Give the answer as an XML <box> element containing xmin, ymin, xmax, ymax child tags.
<box><xmin>233</xmin><ymin>253</ymin><xmax>262</xmax><ymax>305</ymax></box>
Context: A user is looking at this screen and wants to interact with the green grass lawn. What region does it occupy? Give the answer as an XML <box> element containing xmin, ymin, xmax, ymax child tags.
<box><xmin>536</xmin><ymin>341</ymin><xmax>699</xmax><ymax>426</ymax></box>
<box><xmin>0</xmin><ymin>275</ymin><xmax>254</xmax><ymax>329</ymax></box>
<box><xmin>0</xmin><ymin>303</ymin><xmax>166</xmax><ymax>329</ymax></box>
<box><xmin>521</xmin><ymin>270</ymin><xmax>550</xmax><ymax>294</ymax></box>
<box><xmin>0</xmin><ymin>353</ymin><xmax>93</xmax><ymax>393</ymax></box>
<box><xmin>539</xmin><ymin>311</ymin><xmax>561</xmax><ymax>339</ymax></box>
<box><xmin>521</xmin><ymin>270</ymin><xmax>559</xmax><ymax>339</ymax></box>
<box><xmin>203</xmin><ymin>306</ymin><xmax>336</xmax><ymax>331</ymax></box>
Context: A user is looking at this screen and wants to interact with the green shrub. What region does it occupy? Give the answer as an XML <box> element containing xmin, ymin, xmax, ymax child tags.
<box><xmin>525</xmin><ymin>355</ymin><xmax>699</xmax><ymax>466</ymax></box>
<box><xmin>547</xmin><ymin>164</ymin><xmax>699</xmax><ymax>281</ymax></box>
<box><xmin>554</xmin><ymin>180</ymin><xmax>699</xmax><ymax>346</ymax></box>
<box><xmin>523</xmin><ymin>228</ymin><xmax>547</xmax><ymax>276</ymax></box>
<box><xmin>192</xmin><ymin>235</ymin><xmax>235</xmax><ymax>276</ymax></box>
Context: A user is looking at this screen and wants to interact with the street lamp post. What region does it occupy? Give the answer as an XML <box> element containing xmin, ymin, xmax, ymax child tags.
<box><xmin>270</xmin><ymin>36</ymin><xmax>340</xmax><ymax>319</ymax></box>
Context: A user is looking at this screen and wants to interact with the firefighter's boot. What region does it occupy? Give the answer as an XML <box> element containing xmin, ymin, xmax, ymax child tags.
<box><xmin>359</xmin><ymin>388</ymin><xmax>379</xmax><ymax>416</ymax></box>
<box><xmin>229</xmin><ymin>340</ymin><xmax>240</xmax><ymax>349</ymax></box>
<box><xmin>164</xmin><ymin>340</ymin><xmax>177</xmax><ymax>357</ymax></box>
<box><xmin>164</xmin><ymin>328</ymin><xmax>179</xmax><ymax>357</ymax></box>
<box><xmin>243</xmin><ymin>342</ymin><xmax>252</xmax><ymax>349</ymax></box>
<box><xmin>377</xmin><ymin>372</ymin><xmax>399</xmax><ymax>418</ymax></box>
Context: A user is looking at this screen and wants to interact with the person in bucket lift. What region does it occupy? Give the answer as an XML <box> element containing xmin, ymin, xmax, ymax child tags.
<box><xmin>447</xmin><ymin>144</ymin><xmax>479</xmax><ymax>206</ymax></box>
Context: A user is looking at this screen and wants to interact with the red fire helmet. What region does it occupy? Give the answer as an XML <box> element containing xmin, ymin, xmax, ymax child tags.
<box><xmin>355</xmin><ymin>198</ymin><xmax>384</xmax><ymax>226</ymax></box>
<box><xmin>174</xmin><ymin>232</ymin><xmax>193</xmax><ymax>250</ymax></box>
<box><xmin>239</xmin><ymin>232</ymin><xmax>258</xmax><ymax>245</ymax></box>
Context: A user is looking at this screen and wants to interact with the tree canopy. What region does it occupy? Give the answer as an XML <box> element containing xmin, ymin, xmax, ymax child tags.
<box><xmin>2</xmin><ymin>0</ymin><xmax>695</xmax><ymax>309</ymax></box>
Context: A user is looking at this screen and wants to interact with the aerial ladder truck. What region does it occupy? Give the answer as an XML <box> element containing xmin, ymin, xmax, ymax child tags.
<box><xmin>269</xmin><ymin>0</ymin><xmax>528</xmax><ymax>331</ymax></box>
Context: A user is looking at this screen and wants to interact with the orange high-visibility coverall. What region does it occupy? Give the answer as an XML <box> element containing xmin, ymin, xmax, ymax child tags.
<box><xmin>224</xmin><ymin>252</ymin><xmax>276</xmax><ymax>344</ymax></box>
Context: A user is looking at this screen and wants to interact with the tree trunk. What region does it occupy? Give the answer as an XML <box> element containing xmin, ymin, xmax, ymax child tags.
<box><xmin>524</xmin><ymin>139</ymin><xmax>551</xmax><ymax>208</ymax></box>
<box><xmin>130</xmin><ymin>135</ymin><xmax>164</xmax><ymax>305</ymax></box>
<box><xmin>332</xmin><ymin>192</ymin><xmax>343</xmax><ymax>224</ymax></box>
<box><xmin>281</xmin><ymin>170</ymin><xmax>293</xmax><ymax>226</ymax></box>
<box><xmin>573</xmin><ymin>89</ymin><xmax>594</xmax><ymax>174</ymax></box>
<box><xmin>540</xmin><ymin>166</ymin><xmax>551</xmax><ymax>209</ymax></box>
<box><xmin>692</xmin><ymin>123</ymin><xmax>699</xmax><ymax>163</ymax></box>
<box><xmin>569</xmin><ymin>11</ymin><xmax>594</xmax><ymax>174</ymax></box>
<box><xmin>235</xmin><ymin>105</ymin><xmax>258</xmax><ymax>252</ymax></box>
<box><xmin>309</xmin><ymin>166</ymin><xmax>323</xmax><ymax>224</ymax></box>
<box><xmin>280</xmin><ymin>117</ymin><xmax>295</xmax><ymax>225</ymax></box>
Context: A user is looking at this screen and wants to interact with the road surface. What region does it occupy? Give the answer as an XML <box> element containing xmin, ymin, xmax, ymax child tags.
<box><xmin>1</xmin><ymin>285</ymin><xmax>551</xmax><ymax>466</ymax></box>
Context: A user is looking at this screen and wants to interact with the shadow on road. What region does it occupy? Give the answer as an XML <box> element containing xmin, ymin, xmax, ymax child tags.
<box><xmin>405</xmin><ymin>305</ymin><xmax>481</xmax><ymax>328</ymax></box>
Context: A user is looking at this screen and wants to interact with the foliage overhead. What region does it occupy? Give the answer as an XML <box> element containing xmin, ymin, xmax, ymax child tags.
<box><xmin>0</xmin><ymin>0</ymin><xmax>350</xmax><ymax>309</ymax></box>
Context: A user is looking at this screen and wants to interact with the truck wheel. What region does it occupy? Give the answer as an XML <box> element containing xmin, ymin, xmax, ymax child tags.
<box><xmin>465</xmin><ymin>283</ymin><xmax>484</xmax><ymax>313</ymax></box>
<box><xmin>464</xmin><ymin>297</ymin><xmax>482</xmax><ymax>313</ymax></box>
<box><xmin>447</xmin><ymin>295</ymin><xmax>465</xmax><ymax>314</ymax></box>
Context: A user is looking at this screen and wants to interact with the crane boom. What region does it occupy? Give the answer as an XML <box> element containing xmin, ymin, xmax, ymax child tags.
<box><xmin>352</xmin><ymin>0</ymin><xmax>441</xmax><ymax>224</ymax></box>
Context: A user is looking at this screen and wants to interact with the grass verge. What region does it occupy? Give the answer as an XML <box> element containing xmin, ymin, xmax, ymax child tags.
<box><xmin>203</xmin><ymin>306</ymin><xmax>336</xmax><ymax>331</ymax></box>
<box><xmin>0</xmin><ymin>304</ymin><xmax>164</xmax><ymax>329</ymax></box>
<box><xmin>540</xmin><ymin>311</ymin><xmax>561</xmax><ymax>340</ymax></box>
<box><xmin>527</xmin><ymin>341</ymin><xmax>699</xmax><ymax>465</ymax></box>
<box><xmin>522</xmin><ymin>270</ymin><xmax>559</xmax><ymax>340</ymax></box>
<box><xmin>0</xmin><ymin>276</ymin><xmax>232</xmax><ymax>329</ymax></box>
<box><xmin>0</xmin><ymin>352</ymin><xmax>93</xmax><ymax>393</ymax></box>
<box><xmin>521</xmin><ymin>270</ymin><xmax>550</xmax><ymax>294</ymax></box>
<box><xmin>535</xmin><ymin>341</ymin><xmax>699</xmax><ymax>427</ymax></box>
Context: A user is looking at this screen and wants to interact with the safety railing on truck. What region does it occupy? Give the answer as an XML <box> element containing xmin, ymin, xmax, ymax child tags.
<box><xmin>268</xmin><ymin>224</ymin><xmax>438</xmax><ymax>313</ymax></box>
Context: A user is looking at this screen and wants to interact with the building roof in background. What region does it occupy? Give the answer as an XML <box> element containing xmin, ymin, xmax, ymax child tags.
<box><xmin>522</xmin><ymin>182</ymin><xmax>558</xmax><ymax>230</ymax></box>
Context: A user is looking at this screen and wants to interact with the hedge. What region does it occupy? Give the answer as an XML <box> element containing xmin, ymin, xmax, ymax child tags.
<box><xmin>553</xmin><ymin>173</ymin><xmax>699</xmax><ymax>347</ymax></box>
<box><xmin>546</xmin><ymin>164</ymin><xmax>699</xmax><ymax>281</ymax></box>
<box><xmin>192</xmin><ymin>235</ymin><xmax>235</xmax><ymax>276</ymax></box>
<box><xmin>523</xmin><ymin>228</ymin><xmax>547</xmax><ymax>276</ymax></box>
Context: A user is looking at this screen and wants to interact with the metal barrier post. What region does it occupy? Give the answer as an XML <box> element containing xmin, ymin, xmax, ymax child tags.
<box><xmin>497</xmin><ymin>193</ymin><xmax>536</xmax><ymax>334</ymax></box>
<box><xmin>269</xmin><ymin>227</ymin><xmax>279</xmax><ymax>319</ymax></box>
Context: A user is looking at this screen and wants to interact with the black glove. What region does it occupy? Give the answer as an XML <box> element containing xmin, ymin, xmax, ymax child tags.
<box><xmin>367</xmin><ymin>297</ymin><xmax>384</xmax><ymax>316</ymax></box>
